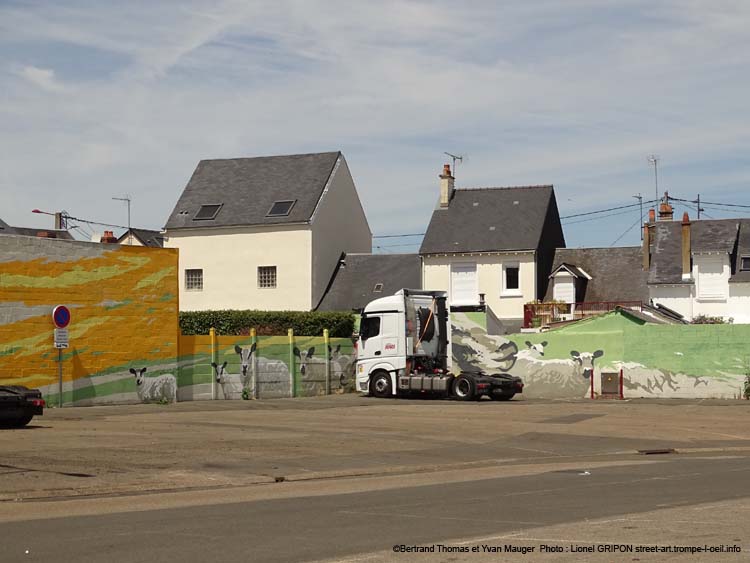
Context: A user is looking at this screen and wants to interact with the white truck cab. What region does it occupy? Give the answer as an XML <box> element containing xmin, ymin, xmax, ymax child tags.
<box><xmin>355</xmin><ymin>289</ymin><xmax>523</xmax><ymax>401</ymax></box>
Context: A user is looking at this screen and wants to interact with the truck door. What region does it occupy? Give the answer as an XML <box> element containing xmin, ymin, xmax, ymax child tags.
<box><xmin>360</xmin><ymin>313</ymin><xmax>399</xmax><ymax>359</ymax></box>
<box><xmin>359</xmin><ymin>315</ymin><xmax>383</xmax><ymax>359</ymax></box>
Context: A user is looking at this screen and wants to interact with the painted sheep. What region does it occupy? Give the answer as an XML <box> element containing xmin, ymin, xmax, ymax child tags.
<box><xmin>129</xmin><ymin>367</ymin><xmax>177</xmax><ymax>403</ymax></box>
<box><xmin>211</xmin><ymin>361</ymin><xmax>245</xmax><ymax>399</ymax></box>
<box><xmin>234</xmin><ymin>344</ymin><xmax>292</xmax><ymax>398</ymax></box>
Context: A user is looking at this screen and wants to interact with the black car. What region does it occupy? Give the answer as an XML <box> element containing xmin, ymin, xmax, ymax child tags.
<box><xmin>0</xmin><ymin>385</ymin><xmax>45</xmax><ymax>428</ymax></box>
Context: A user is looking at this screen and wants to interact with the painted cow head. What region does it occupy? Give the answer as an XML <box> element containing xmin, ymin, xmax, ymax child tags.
<box><xmin>234</xmin><ymin>343</ymin><xmax>257</xmax><ymax>377</ymax></box>
<box><xmin>129</xmin><ymin>367</ymin><xmax>147</xmax><ymax>386</ymax></box>
<box><xmin>570</xmin><ymin>350</ymin><xmax>604</xmax><ymax>379</ymax></box>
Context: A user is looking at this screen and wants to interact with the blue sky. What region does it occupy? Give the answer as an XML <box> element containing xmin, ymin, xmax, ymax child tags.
<box><xmin>1</xmin><ymin>0</ymin><xmax>749</xmax><ymax>250</ymax></box>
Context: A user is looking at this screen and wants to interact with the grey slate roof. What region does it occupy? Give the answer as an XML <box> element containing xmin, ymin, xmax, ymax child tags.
<box><xmin>419</xmin><ymin>185</ymin><xmax>559</xmax><ymax>254</ymax></box>
<box><xmin>648</xmin><ymin>218</ymin><xmax>750</xmax><ymax>284</ymax></box>
<box><xmin>164</xmin><ymin>151</ymin><xmax>341</xmax><ymax>230</ymax></box>
<box><xmin>0</xmin><ymin>218</ymin><xmax>74</xmax><ymax>240</ymax></box>
<box><xmin>118</xmin><ymin>228</ymin><xmax>164</xmax><ymax>247</ymax></box>
<box><xmin>317</xmin><ymin>253</ymin><xmax>422</xmax><ymax>312</ymax></box>
<box><xmin>544</xmin><ymin>247</ymin><xmax>649</xmax><ymax>302</ymax></box>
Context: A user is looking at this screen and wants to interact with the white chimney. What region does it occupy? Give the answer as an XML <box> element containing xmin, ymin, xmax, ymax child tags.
<box><xmin>439</xmin><ymin>164</ymin><xmax>454</xmax><ymax>207</ymax></box>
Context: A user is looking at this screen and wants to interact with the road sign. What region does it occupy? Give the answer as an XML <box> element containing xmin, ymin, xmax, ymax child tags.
<box><xmin>54</xmin><ymin>328</ymin><xmax>69</xmax><ymax>349</ymax></box>
<box><xmin>52</xmin><ymin>305</ymin><xmax>71</xmax><ymax>329</ymax></box>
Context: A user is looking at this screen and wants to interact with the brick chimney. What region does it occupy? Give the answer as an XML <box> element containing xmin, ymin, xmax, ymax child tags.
<box><xmin>36</xmin><ymin>231</ymin><xmax>56</xmax><ymax>239</ymax></box>
<box><xmin>439</xmin><ymin>164</ymin><xmax>454</xmax><ymax>208</ymax></box>
<box><xmin>642</xmin><ymin>221</ymin><xmax>650</xmax><ymax>271</ymax></box>
<box><xmin>658</xmin><ymin>191</ymin><xmax>673</xmax><ymax>221</ymax></box>
<box><xmin>681</xmin><ymin>212</ymin><xmax>691</xmax><ymax>279</ymax></box>
<box><xmin>100</xmin><ymin>230</ymin><xmax>117</xmax><ymax>243</ymax></box>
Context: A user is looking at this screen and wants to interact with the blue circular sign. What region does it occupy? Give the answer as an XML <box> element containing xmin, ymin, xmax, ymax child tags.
<box><xmin>52</xmin><ymin>305</ymin><xmax>71</xmax><ymax>329</ymax></box>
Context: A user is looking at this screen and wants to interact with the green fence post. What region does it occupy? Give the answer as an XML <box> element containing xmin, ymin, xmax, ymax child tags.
<box><xmin>288</xmin><ymin>328</ymin><xmax>295</xmax><ymax>398</ymax></box>
<box><xmin>324</xmin><ymin>328</ymin><xmax>330</xmax><ymax>395</ymax></box>
<box><xmin>210</xmin><ymin>327</ymin><xmax>217</xmax><ymax>400</ymax></box>
<box><xmin>251</xmin><ymin>328</ymin><xmax>258</xmax><ymax>399</ymax></box>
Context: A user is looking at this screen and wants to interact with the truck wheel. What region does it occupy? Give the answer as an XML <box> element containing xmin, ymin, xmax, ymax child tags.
<box><xmin>370</xmin><ymin>371</ymin><xmax>392</xmax><ymax>398</ymax></box>
<box><xmin>453</xmin><ymin>375</ymin><xmax>475</xmax><ymax>401</ymax></box>
<box><xmin>490</xmin><ymin>392</ymin><xmax>515</xmax><ymax>401</ymax></box>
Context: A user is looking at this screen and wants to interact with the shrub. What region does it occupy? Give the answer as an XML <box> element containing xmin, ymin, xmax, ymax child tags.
<box><xmin>691</xmin><ymin>315</ymin><xmax>729</xmax><ymax>324</ymax></box>
<box><xmin>179</xmin><ymin>310</ymin><xmax>356</xmax><ymax>337</ymax></box>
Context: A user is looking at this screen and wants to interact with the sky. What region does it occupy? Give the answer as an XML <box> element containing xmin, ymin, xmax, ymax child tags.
<box><xmin>2</xmin><ymin>0</ymin><xmax>749</xmax><ymax>251</ymax></box>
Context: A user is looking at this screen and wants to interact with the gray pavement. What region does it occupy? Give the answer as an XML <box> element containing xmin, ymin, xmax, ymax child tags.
<box><xmin>1</xmin><ymin>395</ymin><xmax>750</xmax><ymax>561</ymax></box>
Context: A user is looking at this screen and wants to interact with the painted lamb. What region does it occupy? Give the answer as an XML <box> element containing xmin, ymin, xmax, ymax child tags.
<box><xmin>129</xmin><ymin>367</ymin><xmax>177</xmax><ymax>403</ymax></box>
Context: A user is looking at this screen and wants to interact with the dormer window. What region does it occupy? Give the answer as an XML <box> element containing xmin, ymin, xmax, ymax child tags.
<box><xmin>194</xmin><ymin>204</ymin><xmax>222</xmax><ymax>220</ymax></box>
<box><xmin>741</xmin><ymin>256</ymin><xmax>750</xmax><ymax>271</ymax></box>
<box><xmin>267</xmin><ymin>200</ymin><xmax>296</xmax><ymax>217</ymax></box>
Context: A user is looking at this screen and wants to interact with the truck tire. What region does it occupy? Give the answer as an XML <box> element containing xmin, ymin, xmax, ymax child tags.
<box><xmin>370</xmin><ymin>371</ymin><xmax>392</xmax><ymax>399</ymax></box>
<box><xmin>453</xmin><ymin>375</ymin><xmax>475</xmax><ymax>401</ymax></box>
<box><xmin>490</xmin><ymin>392</ymin><xmax>515</xmax><ymax>401</ymax></box>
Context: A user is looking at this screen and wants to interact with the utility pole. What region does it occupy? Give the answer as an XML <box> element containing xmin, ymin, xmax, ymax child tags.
<box><xmin>112</xmin><ymin>195</ymin><xmax>132</xmax><ymax>244</ymax></box>
<box><xmin>647</xmin><ymin>155</ymin><xmax>660</xmax><ymax>209</ymax></box>
<box><xmin>693</xmin><ymin>194</ymin><xmax>704</xmax><ymax>219</ymax></box>
<box><xmin>633</xmin><ymin>193</ymin><xmax>643</xmax><ymax>239</ymax></box>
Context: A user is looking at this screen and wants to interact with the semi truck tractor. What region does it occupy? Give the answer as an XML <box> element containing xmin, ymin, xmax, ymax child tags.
<box><xmin>355</xmin><ymin>289</ymin><xmax>523</xmax><ymax>400</ymax></box>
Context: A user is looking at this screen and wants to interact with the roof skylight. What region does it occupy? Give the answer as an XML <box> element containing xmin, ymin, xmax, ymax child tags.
<box><xmin>194</xmin><ymin>204</ymin><xmax>223</xmax><ymax>220</ymax></box>
<box><xmin>267</xmin><ymin>200</ymin><xmax>296</xmax><ymax>217</ymax></box>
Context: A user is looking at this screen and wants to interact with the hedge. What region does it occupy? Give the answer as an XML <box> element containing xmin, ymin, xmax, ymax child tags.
<box><xmin>179</xmin><ymin>310</ymin><xmax>356</xmax><ymax>337</ymax></box>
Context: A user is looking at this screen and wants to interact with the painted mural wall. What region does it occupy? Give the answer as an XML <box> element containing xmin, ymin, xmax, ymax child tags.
<box><xmin>0</xmin><ymin>234</ymin><xmax>179</xmax><ymax>406</ymax></box>
<box><xmin>452</xmin><ymin>311</ymin><xmax>749</xmax><ymax>399</ymax></box>
<box><xmin>177</xmin><ymin>333</ymin><xmax>356</xmax><ymax>401</ymax></box>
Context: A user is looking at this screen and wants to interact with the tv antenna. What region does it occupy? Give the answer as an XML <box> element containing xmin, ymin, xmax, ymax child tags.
<box><xmin>444</xmin><ymin>152</ymin><xmax>464</xmax><ymax>173</ymax></box>
<box><xmin>112</xmin><ymin>194</ymin><xmax>132</xmax><ymax>244</ymax></box>
<box><xmin>647</xmin><ymin>155</ymin><xmax>660</xmax><ymax>206</ymax></box>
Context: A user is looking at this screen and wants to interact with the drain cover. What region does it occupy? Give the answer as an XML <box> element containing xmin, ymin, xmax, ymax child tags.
<box><xmin>637</xmin><ymin>448</ymin><xmax>676</xmax><ymax>455</ymax></box>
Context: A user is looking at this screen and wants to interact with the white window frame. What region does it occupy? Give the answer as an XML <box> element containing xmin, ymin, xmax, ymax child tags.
<box><xmin>258</xmin><ymin>265</ymin><xmax>277</xmax><ymax>289</ymax></box>
<box><xmin>185</xmin><ymin>268</ymin><xmax>203</xmax><ymax>291</ymax></box>
<box><xmin>501</xmin><ymin>262</ymin><xmax>522</xmax><ymax>297</ymax></box>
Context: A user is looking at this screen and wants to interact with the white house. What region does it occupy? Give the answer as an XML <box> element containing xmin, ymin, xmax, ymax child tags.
<box><xmin>419</xmin><ymin>165</ymin><xmax>565</xmax><ymax>331</ymax></box>
<box><xmin>163</xmin><ymin>151</ymin><xmax>371</xmax><ymax>311</ymax></box>
<box><xmin>645</xmin><ymin>201</ymin><xmax>750</xmax><ymax>323</ymax></box>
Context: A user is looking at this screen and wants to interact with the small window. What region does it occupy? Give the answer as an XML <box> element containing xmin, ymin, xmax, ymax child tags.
<box><xmin>360</xmin><ymin>316</ymin><xmax>381</xmax><ymax>340</ymax></box>
<box><xmin>373</xmin><ymin>283</ymin><xmax>384</xmax><ymax>293</ymax></box>
<box><xmin>258</xmin><ymin>266</ymin><xmax>277</xmax><ymax>288</ymax></box>
<box><xmin>741</xmin><ymin>256</ymin><xmax>750</xmax><ymax>271</ymax></box>
<box><xmin>185</xmin><ymin>269</ymin><xmax>203</xmax><ymax>291</ymax></box>
<box><xmin>503</xmin><ymin>263</ymin><xmax>520</xmax><ymax>292</ymax></box>
<box><xmin>267</xmin><ymin>200</ymin><xmax>296</xmax><ymax>217</ymax></box>
<box><xmin>194</xmin><ymin>204</ymin><xmax>222</xmax><ymax>220</ymax></box>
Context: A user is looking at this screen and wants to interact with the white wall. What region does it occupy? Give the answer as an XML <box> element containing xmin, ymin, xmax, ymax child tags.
<box><xmin>310</xmin><ymin>155</ymin><xmax>371</xmax><ymax>308</ymax></box>
<box><xmin>422</xmin><ymin>252</ymin><xmax>536</xmax><ymax>319</ymax></box>
<box><xmin>165</xmin><ymin>225</ymin><xmax>312</xmax><ymax>311</ymax></box>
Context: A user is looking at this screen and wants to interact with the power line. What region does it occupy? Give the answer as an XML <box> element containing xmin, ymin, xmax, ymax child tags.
<box><xmin>372</xmin><ymin>233</ymin><xmax>425</xmax><ymax>239</ymax></box>
<box><xmin>562</xmin><ymin>206</ymin><xmax>648</xmax><ymax>225</ymax></box>
<box><xmin>668</xmin><ymin>196</ymin><xmax>750</xmax><ymax>209</ymax></box>
<box><xmin>610</xmin><ymin>212</ymin><xmax>648</xmax><ymax>247</ymax></box>
<box><xmin>560</xmin><ymin>199</ymin><xmax>658</xmax><ymax>220</ymax></box>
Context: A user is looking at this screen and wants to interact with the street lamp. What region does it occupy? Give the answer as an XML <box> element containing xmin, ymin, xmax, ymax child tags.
<box><xmin>32</xmin><ymin>209</ymin><xmax>69</xmax><ymax>230</ymax></box>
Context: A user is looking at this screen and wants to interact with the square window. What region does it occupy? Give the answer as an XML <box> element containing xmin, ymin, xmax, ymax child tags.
<box><xmin>742</xmin><ymin>256</ymin><xmax>750</xmax><ymax>271</ymax></box>
<box><xmin>185</xmin><ymin>269</ymin><xmax>203</xmax><ymax>291</ymax></box>
<box><xmin>258</xmin><ymin>266</ymin><xmax>277</xmax><ymax>288</ymax></box>
<box><xmin>373</xmin><ymin>283</ymin><xmax>384</xmax><ymax>293</ymax></box>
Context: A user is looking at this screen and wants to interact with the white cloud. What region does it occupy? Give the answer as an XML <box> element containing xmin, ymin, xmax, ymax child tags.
<box><xmin>17</xmin><ymin>65</ymin><xmax>66</xmax><ymax>92</ymax></box>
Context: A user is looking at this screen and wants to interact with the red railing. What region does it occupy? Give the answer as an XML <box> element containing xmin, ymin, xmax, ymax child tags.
<box><xmin>523</xmin><ymin>301</ymin><xmax>643</xmax><ymax>328</ymax></box>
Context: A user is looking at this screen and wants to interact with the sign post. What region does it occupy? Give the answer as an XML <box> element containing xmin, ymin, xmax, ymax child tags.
<box><xmin>52</xmin><ymin>306</ymin><xmax>71</xmax><ymax>407</ymax></box>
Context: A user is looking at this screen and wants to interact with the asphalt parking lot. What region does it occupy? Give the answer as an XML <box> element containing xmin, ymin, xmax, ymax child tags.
<box><xmin>1</xmin><ymin>395</ymin><xmax>749</xmax><ymax>562</ymax></box>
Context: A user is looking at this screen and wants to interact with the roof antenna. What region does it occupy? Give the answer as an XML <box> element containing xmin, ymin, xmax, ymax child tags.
<box><xmin>112</xmin><ymin>194</ymin><xmax>132</xmax><ymax>245</ymax></box>
<box><xmin>444</xmin><ymin>152</ymin><xmax>464</xmax><ymax>175</ymax></box>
